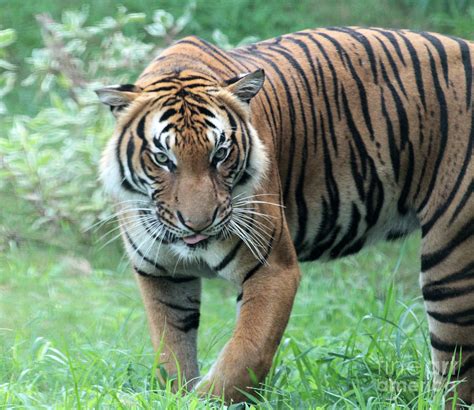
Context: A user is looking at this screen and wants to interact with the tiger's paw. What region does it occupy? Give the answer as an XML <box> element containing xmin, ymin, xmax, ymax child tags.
<box><xmin>194</xmin><ymin>370</ymin><xmax>253</xmax><ymax>404</ymax></box>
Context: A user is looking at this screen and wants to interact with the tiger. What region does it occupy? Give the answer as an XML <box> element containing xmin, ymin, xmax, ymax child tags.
<box><xmin>96</xmin><ymin>27</ymin><xmax>474</xmax><ymax>405</ymax></box>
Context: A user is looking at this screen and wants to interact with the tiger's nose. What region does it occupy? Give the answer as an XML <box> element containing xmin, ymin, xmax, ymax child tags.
<box><xmin>176</xmin><ymin>208</ymin><xmax>219</xmax><ymax>232</ymax></box>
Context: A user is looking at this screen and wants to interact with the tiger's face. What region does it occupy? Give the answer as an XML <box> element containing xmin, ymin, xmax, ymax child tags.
<box><xmin>97</xmin><ymin>69</ymin><xmax>268</xmax><ymax>256</ymax></box>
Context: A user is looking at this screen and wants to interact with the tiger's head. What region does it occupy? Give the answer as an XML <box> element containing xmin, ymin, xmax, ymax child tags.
<box><xmin>97</xmin><ymin>68</ymin><xmax>268</xmax><ymax>254</ymax></box>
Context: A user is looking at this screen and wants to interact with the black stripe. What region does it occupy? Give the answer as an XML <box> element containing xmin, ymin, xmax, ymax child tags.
<box><xmin>349</xmin><ymin>144</ymin><xmax>364</xmax><ymax>202</ymax></box>
<box><xmin>396</xmin><ymin>32</ymin><xmax>427</xmax><ymax>112</ymax></box>
<box><xmin>386</xmin><ymin>231</ymin><xmax>408</xmax><ymax>241</ymax></box>
<box><xmin>159</xmin><ymin>108</ymin><xmax>177</xmax><ymax>122</ymax></box>
<box><xmin>161</xmin><ymin>276</ymin><xmax>197</xmax><ymax>283</ymax></box>
<box><xmin>375</xmin><ymin>37</ymin><xmax>408</xmax><ymax>97</ymax></box>
<box><xmin>248</xmin><ymin>48</ymin><xmax>297</xmax><ymax>204</ymax></box>
<box><xmin>419</xmin><ymin>32</ymin><xmax>449</xmax><ymax>85</ymax></box>
<box><xmin>412</xmin><ymin>130</ymin><xmax>432</xmax><ymax>204</ymax></box>
<box><xmin>242</xmin><ymin>228</ymin><xmax>276</xmax><ymax>284</ymax></box>
<box><xmin>327</xmin><ymin>27</ymin><xmax>379</xmax><ymax>84</ymax></box>
<box><xmin>423</xmin><ymin>110</ymin><xmax>473</xmax><ymax>233</ymax></box>
<box><xmin>229</xmin><ymin>52</ymin><xmax>282</xmax><ymax>142</ymax></box>
<box><xmin>160</xmin><ymin>122</ymin><xmax>173</xmax><ymax>135</ymax></box>
<box><xmin>236</xmin><ymin>171</ymin><xmax>252</xmax><ymax>187</ymax></box>
<box><xmin>142</xmin><ymin>72</ymin><xmax>216</xmax><ymax>87</ymax></box>
<box><xmin>421</xmin><ymin>218</ymin><xmax>474</xmax><ymax>271</ymax></box>
<box><xmin>136</xmin><ymin>115</ymin><xmax>147</xmax><ymax>141</ymax></box>
<box><xmin>177</xmin><ymin>38</ymin><xmax>235</xmax><ymax>74</ymax></box>
<box><xmin>267</xmin><ymin>43</ymin><xmax>311</xmax><ymax>252</ymax></box>
<box><xmin>158</xmin><ymin>299</ymin><xmax>199</xmax><ymax>312</ymax></box>
<box><xmin>379</xmin><ymin>59</ymin><xmax>410</xmax><ymax>150</ymax></box>
<box><xmin>236</xmin><ymin>117</ymin><xmax>250</xmax><ymax>184</ymax></box>
<box><xmin>365</xmin><ymin>159</ymin><xmax>385</xmax><ymax>228</ymax></box>
<box><xmin>397</xmin><ymin>140</ymin><xmax>414</xmax><ymax>215</ymax></box>
<box><xmin>449</xmin><ymin>181</ymin><xmax>473</xmax><ymax>224</ymax></box>
<box><xmin>144</xmin><ymin>85</ymin><xmax>178</xmax><ymax>93</ymax></box>
<box><xmin>236</xmin><ymin>292</ymin><xmax>243</xmax><ymax>302</ymax></box>
<box><xmin>369</xmin><ymin>29</ymin><xmax>407</xmax><ymax>66</ymax></box>
<box><xmin>315</xmin><ymin>58</ymin><xmax>338</xmax><ymax>154</ymax></box>
<box><xmin>213</xmin><ymin>240</ymin><xmax>243</xmax><ymax>271</ymax></box>
<box><xmin>116</xmin><ymin>121</ymin><xmax>143</xmax><ymax>194</ymax></box>
<box><xmin>242</xmin><ymin>262</ymin><xmax>264</xmax><ymax>284</ymax></box>
<box><xmin>115</xmin><ymin>83</ymin><xmax>137</xmax><ymax>92</ymax></box>
<box><xmin>430</xmin><ymin>332</ymin><xmax>474</xmax><ymax>352</ymax></box>
<box><xmin>425</xmin><ymin>261</ymin><xmax>474</xmax><ymax>288</ymax></box>
<box><xmin>422</xmin><ymin>283</ymin><xmax>474</xmax><ymax>302</ymax></box>
<box><xmin>453</xmin><ymin>38</ymin><xmax>472</xmax><ymax>109</ymax></box>
<box><xmin>417</xmin><ymin>46</ymin><xmax>450</xmax><ymax>217</ymax></box>
<box><xmin>330</xmin><ymin>203</ymin><xmax>361</xmax><ymax>258</ymax></box>
<box><xmin>284</xmin><ymin>37</ymin><xmax>320</xmax><ymax>150</ymax></box>
<box><xmin>295</xmin><ymin>32</ymin><xmax>342</xmax><ymax>120</ymax></box>
<box><xmin>168</xmin><ymin>312</ymin><xmax>200</xmax><ymax>333</ymax></box>
<box><xmin>317</xmin><ymin>32</ymin><xmax>376</xmax><ymax>142</ymax></box>
<box><xmin>125</xmin><ymin>134</ymin><xmax>143</xmax><ymax>191</ymax></box>
<box><xmin>428</xmin><ymin>308</ymin><xmax>474</xmax><ymax>326</ymax></box>
<box><xmin>134</xmin><ymin>267</ymin><xmax>161</xmax><ymax>279</ymax></box>
<box><xmin>134</xmin><ymin>267</ymin><xmax>197</xmax><ymax>283</ymax></box>
<box><xmin>303</xmin><ymin>199</ymin><xmax>338</xmax><ymax>261</ymax></box>
<box><xmin>125</xmin><ymin>232</ymin><xmax>167</xmax><ymax>272</ymax></box>
<box><xmin>380</xmin><ymin>89</ymin><xmax>400</xmax><ymax>182</ymax></box>
<box><xmin>340</xmin><ymin>237</ymin><xmax>365</xmax><ymax>257</ymax></box>
<box><xmin>321</xmin><ymin>111</ymin><xmax>340</xmax><ymax>225</ymax></box>
<box><xmin>195</xmin><ymin>105</ymin><xmax>215</xmax><ymax>119</ymax></box>
<box><xmin>341</xmin><ymin>84</ymin><xmax>383</xmax><ymax>228</ymax></box>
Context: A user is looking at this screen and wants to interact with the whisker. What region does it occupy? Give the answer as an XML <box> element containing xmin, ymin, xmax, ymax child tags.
<box><xmin>233</xmin><ymin>199</ymin><xmax>284</xmax><ymax>208</ymax></box>
<box><xmin>99</xmin><ymin>218</ymin><xmax>156</xmax><ymax>250</ymax></box>
<box><xmin>232</xmin><ymin>214</ymin><xmax>274</xmax><ymax>238</ymax></box>
<box><xmin>232</xmin><ymin>216</ymin><xmax>269</xmax><ymax>251</ymax></box>
<box><xmin>232</xmin><ymin>207</ymin><xmax>277</xmax><ymax>222</ymax></box>
<box><xmin>85</xmin><ymin>207</ymin><xmax>154</xmax><ymax>232</ymax></box>
<box><xmin>97</xmin><ymin>213</ymin><xmax>157</xmax><ymax>237</ymax></box>
<box><xmin>137</xmin><ymin>222</ymin><xmax>163</xmax><ymax>269</ymax></box>
<box><xmin>229</xmin><ymin>219</ymin><xmax>266</xmax><ymax>263</ymax></box>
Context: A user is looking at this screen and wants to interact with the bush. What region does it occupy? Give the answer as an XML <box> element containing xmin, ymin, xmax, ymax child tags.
<box><xmin>0</xmin><ymin>5</ymin><xmax>196</xmax><ymax>236</ymax></box>
<box><xmin>0</xmin><ymin>28</ymin><xmax>16</xmax><ymax>115</ymax></box>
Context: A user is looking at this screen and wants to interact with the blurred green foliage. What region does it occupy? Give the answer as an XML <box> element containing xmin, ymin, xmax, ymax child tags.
<box><xmin>0</xmin><ymin>28</ymin><xmax>16</xmax><ymax>114</ymax></box>
<box><xmin>0</xmin><ymin>6</ymin><xmax>195</xmax><ymax>234</ymax></box>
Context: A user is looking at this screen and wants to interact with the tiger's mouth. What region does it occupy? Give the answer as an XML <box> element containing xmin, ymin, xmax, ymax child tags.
<box><xmin>182</xmin><ymin>233</ymin><xmax>212</xmax><ymax>249</ymax></box>
<box><xmin>183</xmin><ymin>233</ymin><xmax>209</xmax><ymax>245</ymax></box>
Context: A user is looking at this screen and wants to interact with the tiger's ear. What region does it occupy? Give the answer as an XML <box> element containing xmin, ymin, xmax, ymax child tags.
<box><xmin>95</xmin><ymin>84</ymin><xmax>143</xmax><ymax>118</ymax></box>
<box><xmin>224</xmin><ymin>69</ymin><xmax>265</xmax><ymax>103</ymax></box>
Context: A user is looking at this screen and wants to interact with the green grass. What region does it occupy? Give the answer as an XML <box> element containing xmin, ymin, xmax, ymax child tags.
<box><xmin>1</xmin><ymin>232</ymin><xmax>462</xmax><ymax>408</ymax></box>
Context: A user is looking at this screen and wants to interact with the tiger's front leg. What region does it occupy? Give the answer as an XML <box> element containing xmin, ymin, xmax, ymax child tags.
<box><xmin>135</xmin><ymin>270</ymin><xmax>201</xmax><ymax>389</ymax></box>
<box><xmin>196</xmin><ymin>230</ymin><xmax>300</xmax><ymax>402</ymax></box>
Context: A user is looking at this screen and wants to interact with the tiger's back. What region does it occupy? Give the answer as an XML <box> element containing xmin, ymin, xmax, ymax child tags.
<box><xmin>232</xmin><ymin>28</ymin><xmax>473</xmax><ymax>263</ymax></box>
<box><xmin>146</xmin><ymin>27</ymin><xmax>473</xmax><ymax>262</ymax></box>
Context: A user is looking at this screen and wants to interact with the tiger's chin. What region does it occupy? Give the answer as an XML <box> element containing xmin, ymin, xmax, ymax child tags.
<box><xmin>170</xmin><ymin>241</ymin><xmax>209</xmax><ymax>261</ymax></box>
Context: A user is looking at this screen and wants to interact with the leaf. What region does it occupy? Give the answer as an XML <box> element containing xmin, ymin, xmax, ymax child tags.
<box><xmin>0</xmin><ymin>58</ymin><xmax>15</xmax><ymax>70</ymax></box>
<box><xmin>0</xmin><ymin>28</ymin><xmax>16</xmax><ymax>48</ymax></box>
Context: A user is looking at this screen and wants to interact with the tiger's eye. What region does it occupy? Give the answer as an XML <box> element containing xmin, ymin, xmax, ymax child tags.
<box><xmin>155</xmin><ymin>152</ymin><xmax>169</xmax><ymax>165</ymax></box>
<box><xmin>214</xmin><ymin>147</ymin><xmax>228</xmax><ymax>161</ymax></box>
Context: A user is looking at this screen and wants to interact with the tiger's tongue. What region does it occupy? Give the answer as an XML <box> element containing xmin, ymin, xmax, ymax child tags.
<box><xmin>183</xmin><ymin>234</ymin><xmax>209</xmax><ymax>245</ymax></box>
